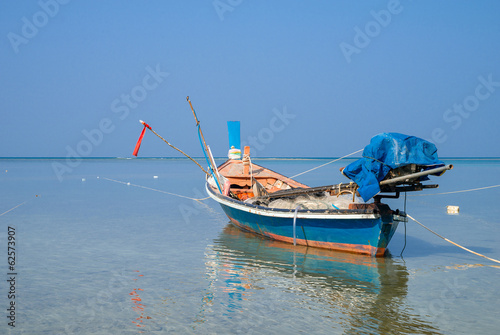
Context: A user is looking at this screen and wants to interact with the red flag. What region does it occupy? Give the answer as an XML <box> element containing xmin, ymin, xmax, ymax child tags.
<box><xmin>132</xmin><ymin>126</ymin><xmax>147</xmax><ymax>156</ymax></box>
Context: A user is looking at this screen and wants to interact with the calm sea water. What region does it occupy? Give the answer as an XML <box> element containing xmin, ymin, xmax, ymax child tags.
<box><xmin>1</xmin><ymin>158</ymin><xmax>499</xmax><ymax>334</ymax></box>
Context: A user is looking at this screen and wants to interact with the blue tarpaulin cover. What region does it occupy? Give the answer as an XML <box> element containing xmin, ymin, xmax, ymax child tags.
<box><xmin>342</xmin><ymin>133</ymin><xmax>444</xmax><ymax>201</ymax></box>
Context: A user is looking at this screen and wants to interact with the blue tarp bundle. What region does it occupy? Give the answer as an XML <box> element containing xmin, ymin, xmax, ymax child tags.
<box><xmin>342</xmin><ymin>133</ymin><xmax>444</xmax><ymax>201</ymax></box>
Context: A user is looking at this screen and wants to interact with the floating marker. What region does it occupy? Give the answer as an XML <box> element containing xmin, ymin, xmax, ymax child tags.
<box><xmin>447</xmin><ymin>205</ymin><xmax>459</xmax><ymax>214</ymax></box>
<box><xmin>82</xmin><ymin>178</ymin><xmax>86</xmax><ymax>182</ymax></box>
<box><xmin>153</xmin><ymin>176</ymin><xmax>158</xmax><ymax>179</ymax></box>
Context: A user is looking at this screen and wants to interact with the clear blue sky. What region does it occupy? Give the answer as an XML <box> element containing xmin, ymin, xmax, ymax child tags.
<box><xmin>1</xmin><ymin>0</ymin><xmax>499</xmax><ymax>158</ymax></box>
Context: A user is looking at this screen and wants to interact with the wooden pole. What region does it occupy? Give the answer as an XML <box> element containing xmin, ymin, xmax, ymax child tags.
<box><xmin>186</xmin><ymin>96</ymin><xmax>222</xmax><ymax>191</ymax></box>
<box><xmin>139</xmin><ymin>120</ymin><xmax>209</xmax><ymax>175</ymax></box>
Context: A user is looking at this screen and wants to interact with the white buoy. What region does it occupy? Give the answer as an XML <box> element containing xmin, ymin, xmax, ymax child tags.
<box><xmin>447</xmin><ymin>205</ymin><xmax>459</xmax><ymax>214</ymax></box>
<box><xmin>153</xmin><ymin>176</ymin><xmax>158</xmax><ymax>179</ymax></box>
<box><xmin>82</xmin><ymin>178</ymin><xmax>86</xmax><ymax>182</ymax></box>
<box><xmin>127</xmin><ymin>182</ymin><xmax>131</xmax><ymax>186</ymax></box>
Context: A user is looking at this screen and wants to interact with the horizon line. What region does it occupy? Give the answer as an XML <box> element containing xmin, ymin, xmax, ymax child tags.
<box><xmin>1</xmin><ymin>156</ymin><xmax>500</xmax><ymax>160</ymax></box>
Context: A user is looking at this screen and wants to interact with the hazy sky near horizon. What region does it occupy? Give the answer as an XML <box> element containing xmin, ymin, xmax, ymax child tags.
<box><xmin>1</xmin><ymin>0</ymin><xmax>499</xmax><ymax>158</ymax></box>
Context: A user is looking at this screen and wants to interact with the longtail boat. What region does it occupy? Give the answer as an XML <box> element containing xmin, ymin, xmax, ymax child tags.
<box><xmin>203</xmin><ymin>122</ymin><xmax>452</xmax><ymax>257</ymax></box>
<box><xmin>133</xmin><ymin>98</ymin><xmax>452</xmax><ymax>257</ymax></box>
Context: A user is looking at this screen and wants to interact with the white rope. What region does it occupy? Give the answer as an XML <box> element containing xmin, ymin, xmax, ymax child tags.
<box><xmin>101</xmin><ymin>177</ymin><xmax>210</xmax><ymax>201</ymax></box>
<box><xmin>409</xmin><ymin>184</ymin><xmax>500</xmax><ymax>196</ymax></box>
<box><xmin>0</xmin><ymin>201</ymin><xmax>26</xmax><ymax>217</ymax></box>
<box><xmin>290</xmin><ymin>149</ymin><xmax>363</xmax><ymax>179</ymax></box>
<box><xmin>407</xmin><ymin>214</ymin><xmax>500</xmax><ymax>264</ymax></box>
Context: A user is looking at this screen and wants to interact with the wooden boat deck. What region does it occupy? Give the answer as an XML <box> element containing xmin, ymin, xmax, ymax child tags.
<box><xmin>217</xmin><ymin>159</ymin><xmax>308</xmax><ymax>201</ymax></box>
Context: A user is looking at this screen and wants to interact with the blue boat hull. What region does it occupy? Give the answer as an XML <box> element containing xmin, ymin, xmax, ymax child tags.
<box><xmin>207</xmin><ymin>184</ymin><xmax>403</xmax><ymax>257</ymax></box>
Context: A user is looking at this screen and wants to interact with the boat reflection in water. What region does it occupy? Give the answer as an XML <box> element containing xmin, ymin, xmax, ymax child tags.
<box><xmin>202</xmin><ymin>224</ymin><xmax>441</xmax><ymax>334</ymax></box>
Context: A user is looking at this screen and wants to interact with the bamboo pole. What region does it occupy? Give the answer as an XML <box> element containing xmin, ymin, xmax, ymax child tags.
<box><xmin>140</xmin><ymin>120</ymin><xmax>209</xmax><ymax>175</ymax></box>
<box><xmin>186</xmin><ymin>96</ymin><xmax>222</xmax><ymax>191</ymax></box>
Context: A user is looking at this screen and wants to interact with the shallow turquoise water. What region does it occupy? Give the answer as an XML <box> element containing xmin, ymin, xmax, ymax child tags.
<box><xmin>1</xmin><ymin>158</ymin><xmax>499</xmax><ymax>334</ymax></box>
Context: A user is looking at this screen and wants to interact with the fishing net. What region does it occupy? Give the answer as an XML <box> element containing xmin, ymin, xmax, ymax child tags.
<box><xmin>246</xmin><ymin>192</ymin><xmax>364</xmax><ymax>210</ymax></box>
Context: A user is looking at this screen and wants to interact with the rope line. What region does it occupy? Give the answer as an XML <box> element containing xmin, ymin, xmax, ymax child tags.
<box><xmin>409</xmin><ymin>184</ymin><xmax>500</xmax><ymax>196</ymax></box>
<box><xmin>407</xmin><ymin>214</ymin><xmax>500</xmax><ymax>264</ymax></box>
<box><xmin>290</xmin><ymin>149</ymin><xmax>363</xmax><ymax>179</ymax></box>
<box><xmin>147</xmin><ymin>127</ymin><xmax>209</xmax><ymax>175</ymax></box>
<box><xmin>243</xmin><ymin>153</ymin><xmax>254</xmax><ymax>181</ymax></box>
<box><xmin>0</xmin><ymin>202</ymin><xmax>27</xmax><ymax>217</ymax></box>
<box><xmin>101</xmin><ymin>177</ymin><xmax>210</xmax><ymax>201</ymax></box>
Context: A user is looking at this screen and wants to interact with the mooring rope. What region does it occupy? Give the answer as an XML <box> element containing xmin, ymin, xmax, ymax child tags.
<box><xmin>0</xmin><ymin>201</ymin><xmax>26</xmax><ymax>217</ymax></box>
<box><xmin>293</xmin><ymin>206</ymin><xmax>300</xmax><ymax>246</ymax></box>
<box><xmin>407</xmin><ymin>214</ymin><xmax>500</xmax><ymax>264</ymax></box>
<box><xmin>100</xmin><ymin>177</ymin><xmax>210</xmax><ymax>201</ymax></box>
<box><xmin>400</xmin><ymin>192</ymin><xmax>408</xmax><ymax>257</ymax></box>
<box><xmin>147</xmin><ymin>126</ymin><xmax>209</xmax><ymax>175</ymax></box>
<box><xmin>290</xmin><ymin>149</ymin><xmax>363</xmax><ymax>179</ymax></box>
<box><xmin>409</xmin><ymin>184</ymin><xmax>500</xmax><ymax>196</ymax></box>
